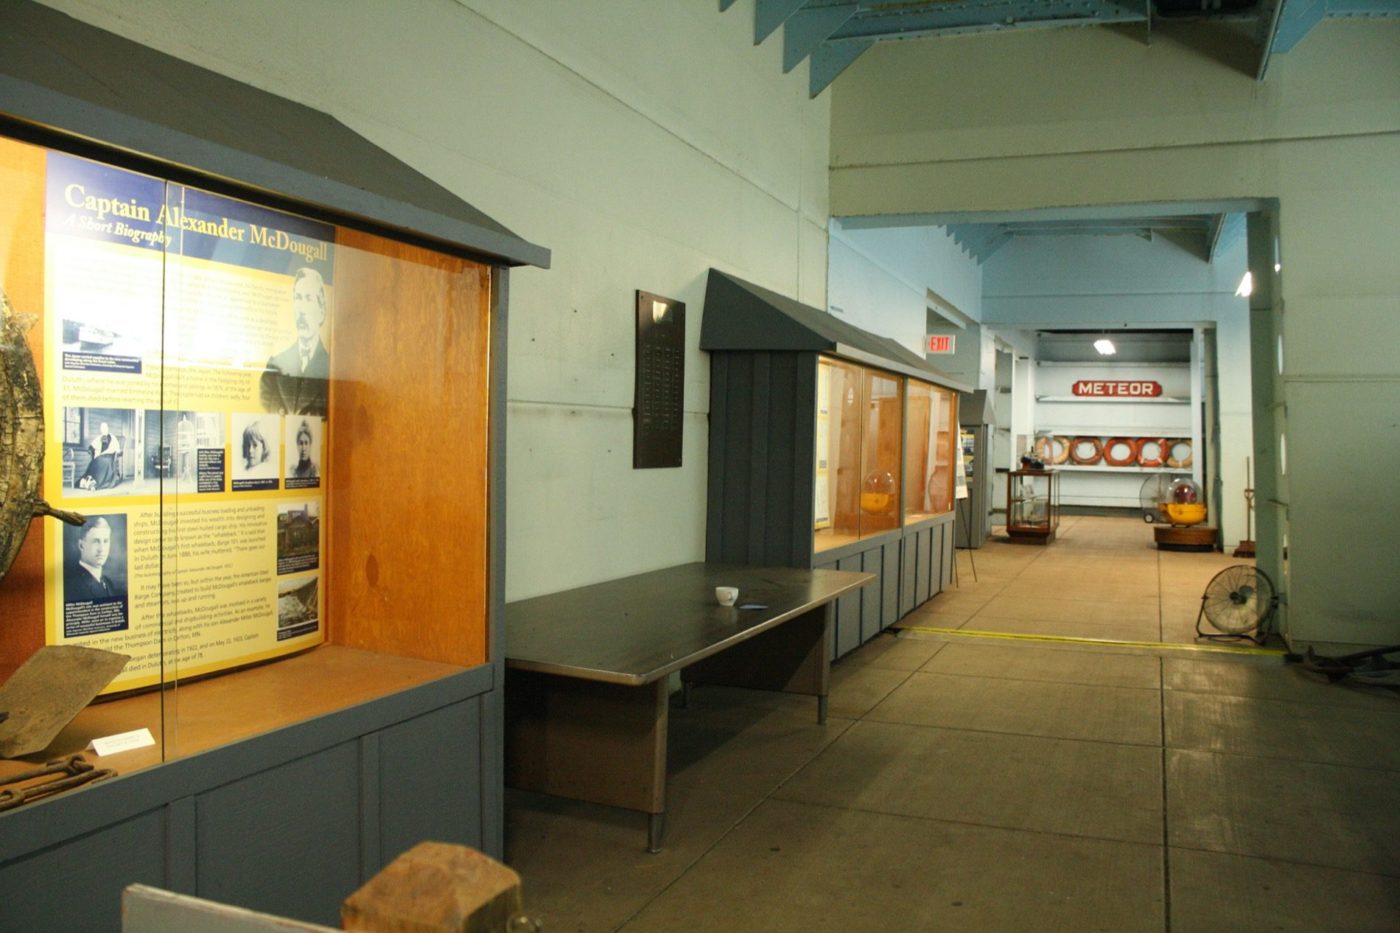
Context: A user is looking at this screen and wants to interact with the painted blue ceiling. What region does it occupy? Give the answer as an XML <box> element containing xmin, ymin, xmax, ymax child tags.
<box><xmin>721</xmin><ymin>0</ymin><xmax>1400</xmax><ymax>98</ymax></box>
<box><xmin>839</xmin><ymin>202</ymin><xmax>1266</xmax><ymax>264</ymax></box>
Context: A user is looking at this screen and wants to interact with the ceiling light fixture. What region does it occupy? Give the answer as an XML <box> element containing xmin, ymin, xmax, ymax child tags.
<box><xmin>1236</xmin><ymin>271</ymin><xmax>1254</xmax><ymax>297</ymax></box>
<box><xmin>1093</xmin><ymin>338</ymin><xmax>1116</xmax><ymax>356</ymax></box>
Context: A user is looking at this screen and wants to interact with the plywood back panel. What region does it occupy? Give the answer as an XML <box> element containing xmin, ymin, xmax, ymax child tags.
<box><xmin>326</xmin><ymin>229</ymin><xmax>491</xmax><ymax>667</ymax></box>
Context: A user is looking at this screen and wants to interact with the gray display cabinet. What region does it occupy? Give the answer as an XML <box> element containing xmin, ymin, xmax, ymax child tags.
<box><xmin>0</xmin><ymin>5</ymin><xmax>547</xmax><ymax>929</ymax></box>
<box><xmin>701</xmin><ymin>270</ymin><xmax>969</xmax><ymax>660</ymax></box>
<box><xmin>956</xmin><ymin>389</ymin><xmax>996</xmax><ymax>549</ymax></box>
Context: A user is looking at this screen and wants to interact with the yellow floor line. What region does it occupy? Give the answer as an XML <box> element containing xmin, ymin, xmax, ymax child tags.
<box><xmin>896</xmin><ymin>624</ymin><xmax>1287</xmax><ymax>657</ymax></box>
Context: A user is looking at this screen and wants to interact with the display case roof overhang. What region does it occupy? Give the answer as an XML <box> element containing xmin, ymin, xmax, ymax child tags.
<box><xmin>700</xmin><ymin>269</ymin><xmax>970</xmax><ymax>392</ymax></box>
<box><xmin>0</xmin><ymin>0</ymin><xmax>549</xmax><ymax>269</ymax></box>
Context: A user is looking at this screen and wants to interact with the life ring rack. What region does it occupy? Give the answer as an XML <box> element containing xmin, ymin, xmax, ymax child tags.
<box><xmin>1102</xmin><ymin>437</ymin><xmax>1141</xmax><ymax>467</ymax></box>
<box><xmin>1068</xmin><ymin>436</ymin><xmax>1103</xmax><ymax>466</ymax></box>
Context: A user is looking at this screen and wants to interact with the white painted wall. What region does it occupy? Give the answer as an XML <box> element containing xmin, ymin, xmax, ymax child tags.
<box><xmin>826</xmin><ymin>221</ymin><xmax>983</xmax><ymax>393</ymax></box>
<box><xmin>43</xmin><ymin>0</ymin><xmax>832</xmax><ymax>600</ymax></box>
<box><xmin>829</xmin><ymin>18</ymin><xmax>1400</xmax><ymax>646</ymax></box>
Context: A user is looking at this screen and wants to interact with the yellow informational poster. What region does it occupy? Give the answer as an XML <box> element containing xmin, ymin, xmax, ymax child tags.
<box><xmin>813</xmin><ymin>360</ymin><xmax>831</xmax><ymax>530</ymax></box>
<box><xmin>42</xmin><ymin>151</ymin><xmax>331</xmax><ymax>692</ymax></box>
<box><xmin>955</xmin><ymin>425</ymin><xmax>970</xmax><ymax>501</ymax></box>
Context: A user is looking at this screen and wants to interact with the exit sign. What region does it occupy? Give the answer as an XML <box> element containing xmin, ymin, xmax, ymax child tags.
<box><xmin>926</xmin><ymin>334</ymin><xmax>955</xmax><ymax>354</ymax></box>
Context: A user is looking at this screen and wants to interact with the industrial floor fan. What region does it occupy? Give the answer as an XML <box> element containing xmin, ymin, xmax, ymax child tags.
<box><xmin>1196</xmin><ymin>565</ymin><xmax>1277</xmax><ymax>643</ymax></box>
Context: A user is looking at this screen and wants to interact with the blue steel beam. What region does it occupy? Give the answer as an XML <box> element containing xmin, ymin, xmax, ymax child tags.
<box><xmin>720</xmin><ymin>0</ymin><xmax>739</xmax><ymax>11</ymax></box>
<box><xmin>830</xmin><ymin>1</ymin><xmax>1147</xmax><ymax>42</ymax></box>
<box><xmin>784</xmin><ymin>4</ymin><xmax>859</xmax><ymax>72</ymax></box>
<box><xmin>756</xmin><ymin>0</ymin><xmax>812</xmax><ymax>44</ymax></box>
<box><xmin>946</xmin><ymin>223</ymin><xmax>1007</xmax><ymax>261</ymax></box>
<box><xmin>1272</xmin><ymin>0</ymin><xmax>1328</xmax><ymax>53</ymax></box>
<box><xmin>978</xmin><ymin>231</ymin><xmax>1013</xmax><ymax>263</ymax></box>
<box><xmin>809</xmin><ymin>37</ymin><xmax>875</xmax><ymax>96</ymax></box>
<box><xmin>1214</xmin><ymin>213</ymin><xmax>1248</xmax><ymax>261</ymax></box>
<box><xmin>1258</xmin><ymin>0</ymin><xmax>1324</xmax><ymax>78</ymax></box>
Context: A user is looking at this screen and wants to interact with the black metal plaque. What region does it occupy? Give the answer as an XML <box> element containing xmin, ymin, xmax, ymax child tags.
<box><xmin>633</xmin><ymin>291</ymin><xmax>685</xmax><ymax>469</ymax></box>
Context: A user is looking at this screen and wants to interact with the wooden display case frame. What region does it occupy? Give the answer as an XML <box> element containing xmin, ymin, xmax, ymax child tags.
<box><xmin>0</xmin><ymin>7</ymin><xmax>549</xmax><ymax>926</ymax></box>
<box><xmin>1006</xmin><ymin>469</ymin><xmax>1060</xmax><ymax>545</ymax></box>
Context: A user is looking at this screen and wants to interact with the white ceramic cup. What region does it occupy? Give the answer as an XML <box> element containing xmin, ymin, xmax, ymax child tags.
<box><xmin>715</xmin><ymin>586</ymin><xmax>739</xmax><ymax>607</ymax></box>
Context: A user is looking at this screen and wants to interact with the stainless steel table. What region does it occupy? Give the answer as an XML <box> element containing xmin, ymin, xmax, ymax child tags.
<box><xmin>504</xmin><ymin>562</ymin><xmax>873</xmax><ymax>851</ymax></box>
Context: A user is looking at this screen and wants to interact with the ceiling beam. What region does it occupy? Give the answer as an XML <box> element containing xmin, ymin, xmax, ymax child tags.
<box><xmin>1258</xmin><ymin>0</ymin><xmax>1326</xmax><ymax>79</ymax></box>
<box><xmin>835</xmin><ymin>199</ymin><xmax>1277</xmax><ymax>229</ymax></box>
<box><xmin>784</xmin><ymin>4</ymin><xmax>858</xmax><ymax>72</ymax></box>
<box><xmin>755</xmin><ymin>0</ymin><xmax>810</xmax><ymax>44</ymax></box>
<box><xmin>1213</xmin><ymin>212</ymin><xmax>1248</xmax><ymax>260</ymax></box>
<box><xmin>830</xmin><ymin>0</ymin><xmax>1147</xmax><ymax>43</ymax></box>
<box><xmin>809</xmin><ymin>37</ymin><xmax>874</xmax><ymax>97</ymax></box>
<box><xmin>1205</xmin><ymin>212</ymin><xmax>1227</xmax><ymax>263</ymax></box>
<box><xmin>719</xmin><ymin>0</ymin><xmax>740</xmax><ymax>11</ymax></box>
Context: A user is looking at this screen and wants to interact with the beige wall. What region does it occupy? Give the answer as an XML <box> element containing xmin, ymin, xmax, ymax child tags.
<box><xmin>42</xmin><ymin>0</ymin><xmax>832</xmax><ymax>600</ymax></box>
<box><xmin>830</xmin><ymin>19</ymin><xmax>1400</xmax><ymax>647</ymax></box>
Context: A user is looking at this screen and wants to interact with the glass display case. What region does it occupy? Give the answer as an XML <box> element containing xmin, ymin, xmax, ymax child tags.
<box><xmin>0</xmin><ymin>133</ymin><xmax>492</xmax><ymax>779</ymax></box>
<box><xmin>1007</xmin><ymin>469</ymin><xmax>1060</xmax><ymax>544</ymax></box>
<box><xmin>904</xmin><ymin>378</ymin><xmax>957</xmax><ymax>524</ymax></box>
<box><xmin>813</xmin><ymin>356</ymin><xmax>904</xmax><ymax>551</ymax></box>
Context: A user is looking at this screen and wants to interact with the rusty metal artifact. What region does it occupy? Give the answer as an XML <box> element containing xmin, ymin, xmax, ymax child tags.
<box><xmin>1</xmin><ymin>287</ymin><xmax>86</xmax><ymax>584</ymax></box>
<box><xmin>0</xmin><ymin>644</ymin><xmax>130</xmax><ymax>758</ymax></box>
<box><xmin>0</xmin><ymin>753</ymin><xmax>116</xmax><ymax>811</ymax></box>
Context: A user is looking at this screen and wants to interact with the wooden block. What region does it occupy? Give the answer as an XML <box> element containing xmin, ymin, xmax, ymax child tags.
<box><xmin>1154</xmin><ymin>525</ymin><xmax>1217</xmax><ymax>552</ymax></box>
<box><xmin>342</xmin><ymin>842</ymin><xmax>524</xmax><ymax>933</ymax></box>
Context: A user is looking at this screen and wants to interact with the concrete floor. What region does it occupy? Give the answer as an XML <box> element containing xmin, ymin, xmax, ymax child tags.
<box><xmin>504</xmin><ymin>516</ymin><xmax>1400</xmax><ymax>931</ymax></box>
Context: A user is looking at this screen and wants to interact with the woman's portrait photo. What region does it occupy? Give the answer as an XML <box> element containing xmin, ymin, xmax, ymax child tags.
<box><xmin>285</xmin><ymin>416</ymin><xmax>322</xmax><ymax>489</ymax></box>
<box><xmin>64</xmin><ymin>408</ymin><xmax>138</xmax><ymax>495</ymax></box>
<box><xmin>231</xmin><ymin>413</ymin><xmax>279</xmax><ymax>491</ymax></box>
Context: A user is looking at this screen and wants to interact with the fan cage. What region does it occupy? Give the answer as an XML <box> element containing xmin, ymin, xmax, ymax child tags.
<box><xmin>1196</xmin><ymin>565</ymin><xmax>1277</xmax><ymax>643</ymax></box>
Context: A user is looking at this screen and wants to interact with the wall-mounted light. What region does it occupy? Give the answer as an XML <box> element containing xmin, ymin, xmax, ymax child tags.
<box><xmin>1236</xmin><ymin>271</ymin><xmax>1254</xmax><ymax>297</ymax></box>
<box><xmin>1093</xmin><ymin>338</ymin><xmax>1116</xmax><ymax>356</ymax></box>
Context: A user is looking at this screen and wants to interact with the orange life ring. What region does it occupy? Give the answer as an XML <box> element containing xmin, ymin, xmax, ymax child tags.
<box><xmin>1102</xmin><ymin>437</ymin><xmax>1140</xmax><ymax>467</ymax></box>
<box><xmin>1166</xmin><ymin>438</ymin><xmax>1193</xmax><ymax>469</ymax></box>
<box><xmin>1068</xmin><ymin>436</ymin><xmax>1102</xmax><ymax>465</ymax></box>
<box><xmin>1137</xmin><ymin>437</ymin><xmax>1167</xmax><ymax>468</ymax></box>
<box><xmin>1032</xmin><ymin>435</ymin><xmax>1071</xmax><ymax>465</ymax></box>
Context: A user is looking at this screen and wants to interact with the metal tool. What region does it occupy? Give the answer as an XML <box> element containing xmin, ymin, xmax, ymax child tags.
<box><xmin>0</xmin><ymin>754</ymin><xmax>116</xmax><ymax>811</ymax></box>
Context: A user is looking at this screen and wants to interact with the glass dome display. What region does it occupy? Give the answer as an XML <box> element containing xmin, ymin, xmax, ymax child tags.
<box><xmin>1140</xmin><ymin>475</ymin><xmax>1207</xmax><ymax>526</ymax></box>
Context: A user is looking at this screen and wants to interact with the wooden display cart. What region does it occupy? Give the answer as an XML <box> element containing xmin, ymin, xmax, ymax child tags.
<box><xmin>1006</xmin><ymin>469</ymin><xmax>1060</xmax><ymax>545</ymax></box>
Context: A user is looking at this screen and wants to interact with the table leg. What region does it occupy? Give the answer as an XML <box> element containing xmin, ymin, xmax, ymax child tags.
<box><xmin>648</xmin><ymin>813</ymin><xmax>665</xmax><ymax>854</ymax></box>
<box><xmin>505</xmin><ymin>671</ymin><xmax>668</xmax><ymax>851</ymax></box>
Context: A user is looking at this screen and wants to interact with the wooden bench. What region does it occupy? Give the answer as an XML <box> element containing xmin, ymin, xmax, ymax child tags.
<box><xmin>504</xmin><ymin>562</ymin><xmax>873</xmax><ymax>852</ymax></box>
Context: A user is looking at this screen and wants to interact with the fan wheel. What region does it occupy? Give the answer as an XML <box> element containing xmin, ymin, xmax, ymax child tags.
<box><xmin>1196</xmin><ymin>565</ymin><xmax>1276</xmax><ymax>642</ymax></box>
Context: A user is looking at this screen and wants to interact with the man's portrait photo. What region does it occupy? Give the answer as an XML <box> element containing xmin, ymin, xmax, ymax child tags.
<box><xmin>63</xmin><ymin>514</ymin><xmax>127</xmax><ymax>602</ymax></box>
<box><xmin>261</xmin><ymin>266</ymin><xmax>330</xmax><ymax>417</ymax></box>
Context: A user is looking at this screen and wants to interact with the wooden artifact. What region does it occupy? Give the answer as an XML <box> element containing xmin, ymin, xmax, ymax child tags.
<box><xmin>1</xmin><ymin>287</ymin><xmax>85</xmax><ymax>585</ymax></box>
<box><xmin>342</xmin><ymin>841</ymin><xmax>535</xmax><ymax>932</ymax></box>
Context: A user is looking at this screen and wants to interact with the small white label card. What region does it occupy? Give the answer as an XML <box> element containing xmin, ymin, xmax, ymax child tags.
<box><xmin>88</xmin><ymin>728</ymin><xmax>156</xmax><ymax>757</ymax></box>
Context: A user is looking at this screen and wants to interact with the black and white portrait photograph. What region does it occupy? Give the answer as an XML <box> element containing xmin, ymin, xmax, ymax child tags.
<box><xmin>231</xmin><ymin>412</ymin><xmax>279</xmax><ymax>491</ymax></box>
<box><xmin>284</xmin><ymin>415</ymin><xmax>322</xmax><ymax>489</ymax></box>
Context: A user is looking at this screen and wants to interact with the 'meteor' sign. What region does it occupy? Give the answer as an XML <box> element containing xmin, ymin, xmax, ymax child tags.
<box><xmin>1072</xmin><ymin>379</ymin><xmax>1162</xmax><ymax>397</ymax></box>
